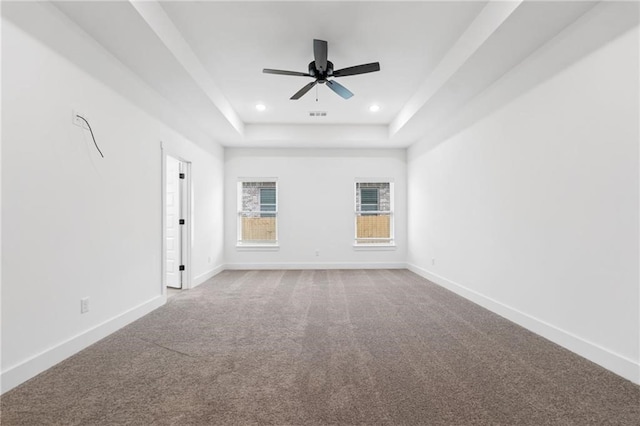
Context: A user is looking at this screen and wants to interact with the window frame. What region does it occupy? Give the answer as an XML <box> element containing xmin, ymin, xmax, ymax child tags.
<box><xmin>354</xmin><ymin>180</ymin><xmax>395</xmax><ymax>248</ymax></box>
<box><xmin>237</xmin><ymin>178</ymin><xmax>279</xmax><ymax>248</ymax></box>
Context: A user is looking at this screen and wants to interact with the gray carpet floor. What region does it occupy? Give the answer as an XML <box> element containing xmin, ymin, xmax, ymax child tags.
<box><xmin>1</xmin><ymin>269</ymin><xmax>638</xmax><ymax>425</ymax></box>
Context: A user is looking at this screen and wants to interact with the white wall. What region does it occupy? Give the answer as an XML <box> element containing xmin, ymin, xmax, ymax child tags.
<box><xmin>407</xmin><ymin>22</ymin><xmax>639</xmax><ymax>384</ymax></box>
<box><xmin>1</xmin><ymin>8</ymin><xmax>224</xmax><ymax>392</ymax></box>
<box><xmin>224</xmin><ymin>149</ymin><xmax>407</xmax><ymax>268</ymax></box>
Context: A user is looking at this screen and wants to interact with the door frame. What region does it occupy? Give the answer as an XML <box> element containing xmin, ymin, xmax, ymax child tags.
<box><xmin>161</xmin><ymin>142</ymin><xmax>193</xmax><ymax>295</ymax></box>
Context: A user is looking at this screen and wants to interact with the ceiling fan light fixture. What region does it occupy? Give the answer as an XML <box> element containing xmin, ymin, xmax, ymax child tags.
<box><xmin>369</xmin><ymin>104</ymin><xmax>380</xmax><ymax>112</ymax></box>
<box><xmin>255</xmin><ymin>103</ymin><xmax>266</xmax><ymax>111</ymax></box>
<box><xmin>263</xmin><ymin>39</ymin><xmax>381</xmax><ymax>100</ymax></box>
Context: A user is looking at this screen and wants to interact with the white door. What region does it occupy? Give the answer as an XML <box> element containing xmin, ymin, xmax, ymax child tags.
<box><xmin>165</xmin><ymin>156</ymin><xmax>182</xmax><ymax>289</ymax></box>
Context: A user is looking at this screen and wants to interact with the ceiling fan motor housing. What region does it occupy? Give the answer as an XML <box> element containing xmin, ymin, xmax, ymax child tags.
<box><xmin>309</xmin><ymin>60</ymin><xmax>334</xmax><ymax>82</ymax></box>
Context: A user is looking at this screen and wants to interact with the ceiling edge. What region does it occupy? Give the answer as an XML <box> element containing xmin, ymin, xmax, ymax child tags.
<box><xmin>389</xmin><ymin>0</ymin><xmax>523</xmax><ymax>137</ymax></box>
<box><xmin>129</xmin><ymin>0</ymin><xmax>244</xmax><ymax>136</ymax></box>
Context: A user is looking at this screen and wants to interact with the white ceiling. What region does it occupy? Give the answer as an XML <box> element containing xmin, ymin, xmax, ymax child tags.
<box><xmin>52</xmin><ymin>1</ymin><xmax>598</xmax><ymax>149</ymax></box>
<box><xmin>160</xmin><ymin>1</ymin><xmax>485</xmax><ymax>125</ymax></box>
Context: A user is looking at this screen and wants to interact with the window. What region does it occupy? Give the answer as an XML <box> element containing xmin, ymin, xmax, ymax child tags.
<box><xmin>355</xmin><ymin>181</ymin><xmax>394</xmax><ymax>245</ymax></box>
<box><xmin>238</xmin><ymin>180</ymin><xmax>278</xmax><ymax>245</ymax></box>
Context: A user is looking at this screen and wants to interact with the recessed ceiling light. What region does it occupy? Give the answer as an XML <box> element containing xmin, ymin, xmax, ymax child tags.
<box><xmin>369</xmin><ymin>104</ymin><xmax>380</xmax><ymax>112</ymax></box>
<box><xmin>255</xmin><ymin>103</ymin><xmax>266</xmax><ymax>112</ymax></box>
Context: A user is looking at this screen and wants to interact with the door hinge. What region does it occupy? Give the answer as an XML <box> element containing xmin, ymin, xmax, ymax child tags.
<box><xmin>179</xmin><ymin>173</ymin><xmax>185</xmax><ymax>179</ymax></box>
<box><xmin>179</xmin><ymin>219</ymin><xmax>185</xmax><ymax>225</ymax></box>
<box><xmin>179</xmin><ymin>265</ymin><xmax>185</xmax><ymax>271</ymax></box>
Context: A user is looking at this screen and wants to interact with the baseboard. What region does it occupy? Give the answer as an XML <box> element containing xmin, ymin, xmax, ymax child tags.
<box><xmin>192</xmin><ymin>264</ymin><xmax>225</xmax><ymax>288</ymax></box>
<box><xmin>224</xmin><ymin>262</ymin><xmax>408</xmax><ymax>270</ymax></box>
<box><xmin>1</xmin><ymin>295</ymin><xmax>165</xmax><ymax>394</ymax></box>
<box><xmin>407</xmin><ymin>264</ymin><xmax>640</xmax><ymax>385</ymax></box>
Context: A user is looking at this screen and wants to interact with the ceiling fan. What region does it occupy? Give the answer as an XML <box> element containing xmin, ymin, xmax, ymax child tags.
<box><xmin>263</xmin><ymin>39</ymin><xmax>381</xmax><ymax>100</ymax></box>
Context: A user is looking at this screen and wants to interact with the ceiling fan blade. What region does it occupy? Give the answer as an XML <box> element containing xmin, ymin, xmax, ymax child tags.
<box><xmin>326</xmin><ymin>80</ymin><xmax>354</xmax><ymax>99</ymax></box>
<box><xmin>313</xmin><ymin>39</ymin><xmax>328</xmax><ymax>73</ymax></box>
<box><xmin>263</xmin><ymin>68</ymin><xmax>312</xmax><ymax>77</ymax></box>
<box><xmin>333</xmin><ymin>62</ymin><xmax>380</xmax><ymax>77</ymax></box>
<box><xmin>290</xmin><ymin>81</ymin><xmax>317</xmax><ymax>100</ymax></box>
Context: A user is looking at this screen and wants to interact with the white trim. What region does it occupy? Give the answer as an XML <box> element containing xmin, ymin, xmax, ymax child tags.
<box><xmin>354</xmin><ymin>180</ymin><xmax>395</xmax><ymax>246</ymax></box>
<box><xmin>354</xmin><ymin>177</ymin><xmax>395</xmax><ymax>183</ymax></box>
<box><xmin>1</xmin><ymin>296</ymin><xmax>165</xmax><ymax>394</ymax></box>
<box><xmin>407</xmin><ymin>264</ymin><xmax>640</xmax><ymax>385</ymax></box>
<box><xmin>353</xmin><ymin>244</ymin><xmax>397</xmax><ymax>251</ymax></box>
<box><xmin>236</xmin><ymin>244</ymin><xmax>280</xmax><ymax>251</ymax></box>
<box><xmin>237</xmin><ymin>177</ymin><xmax>278</xmax><ymax>183</ymax></box>
<box><xmin>161</xmin><ymin>143</ymin><xmax>193</xmax><ymax>292</ymax></box>
<box><xmin>193</xmin><ymin>264</ymin><xmax>225</xmax><ymax>288</ymax></box>
<box><xmin>224</xmin><ymin>262</ymin><xmax>407</xmax><ymax>270</ymax></box>
<box><xmin>183</xmin><ymin>161</ymin><xmax>193</xmax><ymax>290</ymax></box>
<box><xmin>238</xmin><ymin>210</ymin><xmax>279</xmax><ymax>214</ymax></box>
<box><xmin>237</xmin><ymin>179</ymin><xmax>279</xmax><ymax>245</ymax></box>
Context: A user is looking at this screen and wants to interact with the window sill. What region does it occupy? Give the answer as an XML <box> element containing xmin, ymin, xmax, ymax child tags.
<box><xmin>353</xmin><ymin>244</ymin><xmax>397</xmax><ymax>251</ymax></box>
<box><xmin>236</xmin><ymin>244</ymin><xmax>280</xmax><ymax>252</ymax></box>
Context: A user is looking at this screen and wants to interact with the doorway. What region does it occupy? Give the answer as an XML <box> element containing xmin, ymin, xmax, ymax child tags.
<box><xmin>164</xmin><ymin>153</ymin><xmax>190</xmax><ymax>293</ymax></box>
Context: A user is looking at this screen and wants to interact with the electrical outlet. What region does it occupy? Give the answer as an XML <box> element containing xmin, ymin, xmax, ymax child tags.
<box><xmin>431</xmin><ymin>258</ymin><xmax>435</xmax><ymax>266</ymax></box>
<box><xmin>72</xmin><ymin>109</ymin><xmax>88</xmax><ymax>128</ymax></box>
<box><xmin>208</xmin><ymin>256</ymin><xmax>212</xmax><ymax>263</ymax></box>
<box><xmin>315</xmin><ymin>249</ymin><xmax>320</xmax><ymax>256</ymax></box>
<box><xmin>81</xmin><ymin>297</ymin><xmax>90</xmax><ymax>314</ymax></box>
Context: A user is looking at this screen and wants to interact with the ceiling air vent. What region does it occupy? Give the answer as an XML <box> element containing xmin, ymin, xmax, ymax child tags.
<box><xmin>309</xmin><ymin>111</ymin><xmax>327</xmax><ymax>117</ymax></box>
